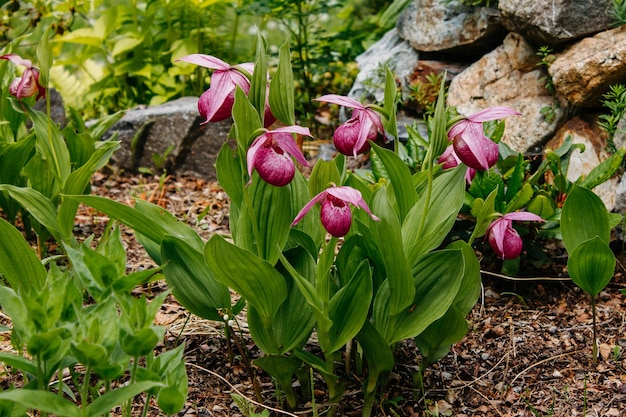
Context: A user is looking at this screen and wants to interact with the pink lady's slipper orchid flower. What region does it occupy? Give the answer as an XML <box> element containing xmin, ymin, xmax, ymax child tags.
<box><xmin>177</xmin><ymin>54</ymin><xmax>254</xmax><ymax>124</ymax></box>
<box><xmin>314</xmin><ymin>94</ymin><xmax>384</xmax><ymax>157</ymax></box>
<box><xmin>247</xmin><ymin>126</ymin><xmax>311</xmax><ymax>187</ymax></box>
<box><xmin>438</xmin><ymin>144</ymin><xmax>476</xmax><ymax>183</ymax></box>
<box><xmin>0</xmin><ymin>54</ymin><xmax>46</xmax><ymax>100</ymax></box>
<box><xmin>292</xmin><ymin>185</ymin><xmax>380</xmax><ymax>237</ymax></box>
<box><xmin>486</xmin><ymin>212</ymin><xmax>544</xmax><ymax>260</ymax></box>
<box><xmin>448</xmin><ymin>106</ymin><xmax>520</xmax><ymax>171</ymax></box>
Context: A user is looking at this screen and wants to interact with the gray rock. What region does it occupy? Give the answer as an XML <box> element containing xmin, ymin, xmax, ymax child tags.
<box><xmin>347</xmin><ymin>28</ymin><xmax>420</xmax><ymax>104</ymax></box>
<box><xmin>447</xmin><ymin>33</ymin><xmax>566</xmax><ymax>152</ymax></box>
<box><xmin>549</xmin><ymin>25</ymin><xmax>626</xmax><ymax>108</ymax></box>
<box><xmin>106</xmin><ymin>97</ymin><xmax>231</xmax><ymax>180</ymax></box>
<box><xmin>499</xmin><ymin>0</ymin><xmax>614</xmax><ymax>48</ymax></box>
<box><xmin>397</xmin><ymin>0</ymin><xmax>506</xmax><ymax>57</ymax></box>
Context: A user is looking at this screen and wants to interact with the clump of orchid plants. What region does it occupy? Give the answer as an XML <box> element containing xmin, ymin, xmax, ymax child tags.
<box><xmin>75</xmin><ymin>36</ymin><xmax>540</xmax><ymax>417</ymax></box>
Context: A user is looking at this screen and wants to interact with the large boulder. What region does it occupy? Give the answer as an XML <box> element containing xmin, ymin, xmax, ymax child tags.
<box><xmin>397</xmin><ymin>0</ymin><xmax>506</xmax><ymax>58</ymax></box>
<box><xmin>447</xmin><ymin>33</ymin><xmax>566</xmax><ymax>152</ymax></box>
<box><xmin>549</xmin><ymin>25</ymin><xmax>626</xmax><ymax>108</ymax></box>
<box><xmin>106</xmin><ymin>97</ymin><xmax>231</xmax><ymax>180</ymax></box>
<box><xmin>499</xmin><ymin>0</ymin><xmax>614</xmax><ymax>48</ymax></box>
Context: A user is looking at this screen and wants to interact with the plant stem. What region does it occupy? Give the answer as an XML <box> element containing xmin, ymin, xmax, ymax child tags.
<box><xmin>416</xmin><ymin>148</ymin><xmax>434</xmax><ymax>240</ymax></box>
<box><xmin>591</xmin><ymin>295</ymin><xmax>598</xmax><ymax>366</ymax></box>
<box><xmin>242</xmin><ymin>185</ymin><xmax>263</xmax><ymax>258</ymax></box>
<box><xmin>81</xmin><ymin>365</ymin><xmax>92</xmax><ymax>416</ymax></box>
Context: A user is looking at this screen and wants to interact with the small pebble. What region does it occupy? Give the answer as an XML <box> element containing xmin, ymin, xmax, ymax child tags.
<box><xmin>549</xmin><ymin>325</ymin><xmax>558</xmax><ymax>334</ymax></box>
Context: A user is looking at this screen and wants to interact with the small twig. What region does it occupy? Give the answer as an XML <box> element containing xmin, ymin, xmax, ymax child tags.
<box><xmin>510</xmin><ymin>350</ymin><xmax>584</xmax><ymax>385</ymax></box>
<box><xmin>480</xmin><ymin>270</ymin><xmax>571</xmax><ymax>282</ymax></box>
<box><xmin>467</xmin><ymin>384</ymin><xmax>504</xmax><ymax>417</ymax></box>
<box><xmin>188</xmin><ymin>362</ymin><xmax>300</xmax><ymax>417</ymax></box>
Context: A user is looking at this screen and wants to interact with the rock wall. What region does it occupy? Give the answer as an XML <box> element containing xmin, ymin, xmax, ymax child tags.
<box><xmin>348</xmin><ymin>0</ymin><xmax>626</xmax><ymax>210</ymax></box>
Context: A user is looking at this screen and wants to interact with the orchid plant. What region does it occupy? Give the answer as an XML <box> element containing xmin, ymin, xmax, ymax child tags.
<box><xmin>72</xmin><ymin>36</ymin><xmax>535</xmax><ymax>415</ymax></box>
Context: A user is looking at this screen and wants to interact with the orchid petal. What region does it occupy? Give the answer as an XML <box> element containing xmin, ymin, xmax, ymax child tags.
<box><xmin>456</xmin><ymin>123</ymin><xmax>491</xmax><ymax>170</ymax></box>
<box><xmin>271</xmin><ymin>130</ymin><xmax>310</xmax><ymax>167</ymax></box>
<box><xmin>467</xmin><ymin>106</ymin><xmax>521</xmax><ymax>123</ymax></box>
<box><xmin>325</xmin><ymin>186</ymin><xmax>379</xmax><ymax>221</ymax></box>
<box><xmin>234</xmin><ymin>62</ymin><xmax>255</xmax><ymax>76</ymax></box>
<box><xmin>291</xmin><ymin>191</ymin><xmax>328</xmax><ymax>226</ymax></box>
<box><xmin>176</xmin><ymin>54</ymin><xmax>231</xmax><ymax>70</ymax></box>
<box><xmin>199</xmin><ymin>71</ymin><xmax>237</xmax><ymax>121</ymax></box>
<box><xmin>0</xmin><ymin>54</ymin><xmax>33</xmax><ymax>68</ymax></box>
<box><xmin>228</xmin><ymin>69</ymin><xmax>252</xmax><ymax>89</ymax></box>
<box><xmin>502</xmin><ymin>212</ymin><xmax>544</xmax><ymax>222</ymax></box>
<box><xmin>313</xmin><ymin>94</ymin><xmax>365</xmax><ymax>110</ymax></box>
<box><xmin>448</xmin><ymin>120</ymin><xmax>467</xmax><ymax>141</ymax></box>
<box><xmin>246</xmin><ymin>134</ymin><xmax>267</xmax><ymax>179</ymax></box>
<box><xmin>352</xmin><ymin>114</ymin><xmax>374</xmax><ymax>157</ymax></box>
<box><xmin>487</xmin><ymin>217</ymin><xmax>509</xmax><ymax>257</ymax></box>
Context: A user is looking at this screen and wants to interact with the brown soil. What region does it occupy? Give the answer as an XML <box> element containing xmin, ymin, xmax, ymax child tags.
<box><xmin>6</xmin><ymin>172</ymin><xmax>626</xmax><ymax>416</ymax></box>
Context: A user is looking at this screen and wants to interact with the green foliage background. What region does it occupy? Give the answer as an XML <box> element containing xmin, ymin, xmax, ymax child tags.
<box><xmin>1</xmin><ymin>0</ymin><xmax>394</xmax><ymax>119</ymax></box>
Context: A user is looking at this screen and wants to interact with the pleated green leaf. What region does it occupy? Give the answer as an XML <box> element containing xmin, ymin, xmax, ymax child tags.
<box><xmin>327</xmin><ymin>261</ymin><xmax>373</xmax><ymax>353</ymax></box>
<box><xmin>0</xmin><ymin>184</ymin><xmax>63</xmax><ymax>242</ymax></box>
<box><xmin>0</xmin><ymin>217</ymin><xmax>46</xmax><ymax>290</ymax></box>
<box><xmin>161</xmin><ymin>235</ymin><xmax>231</xmax><ymax>322</ymax></box>
<box><xmin>369</xmin><ymin>142</ymin><xmax>417</xmax><ymax>222</ymax></box>
<box><xmin>0</xmin><ymin>390</ymin><xmax>79</xmax><ymax>417</ymax></box>
<box><xmin>205</xmin><ymin>234</ymin><xmax>287</xmax><ymax>321</ymax></box>
<box><xmin>561</xmin><ymin>185</ymin><xmax>610</xmax><ymax>253</ymax></box>
<box><xmin>568</xmin><ymin>236</ymin><xmax>615</xmax><ymax>298</ymax></box>
<box><xmin>373</xmin><ymin>249</ymin><xmax>464</xmax><ymax>344</ymax></box>
<box><xmin>269</xmin><ymin>42</ymin><xmax>295</xmax><ymax>126</ymax></box>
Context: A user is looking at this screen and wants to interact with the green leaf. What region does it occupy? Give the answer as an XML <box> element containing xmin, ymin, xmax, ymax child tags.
<box><xmin>232</xmin><ymin>87</ymin><xmax>262</xmax><ymax>151</ymax></box>
<box><xmin>254</xmin><ymin>355</ymin><xmax>302</xmax><ymax>408</ymax></box>
<box><xmin>0</xmin><ymin>352</ymin><xmax>37</xmax><ymax>375</ymax></box>
<box><xmin>308</xmin><ymin>159</ymin><xmax>341</xmax><ymax>198</ymax></box>
<box><xmin>0</xmin><ymin>184</ymin><xmax>63</xmax><ymax>243</ymax></box>
<box><xmin>215</xmin><ymin>142</ymin><xmax>244</xmax><ymax>208</ymax></box>
<box><xmin>382</xmin><ymin>66</ymin><xmax>398</xmax><ymax>143</ymax></box>
<box><xmin>578</xmin><ymin>147</ymin><xmax>626</xmax><ymax>190</ymax></box>
<box><xmin>58</xmin><ymin>140</ymin><xmax>120</xmax><ymax>238</ymax></box>
<box><xmin>568</xmin><ymin>236</ymin><xmax>615</xmax><ymax>298</ymax></box>
<box><xmin>373</xmin><ymin>249</ymin><xmax>464</xmax><ymax>344</ymax></box>
<box><xmin>0</xmin><ymin>390</ymin><xmax>79</xmax><ymax>417</ymax></box>
<box><xmin>561</xmin><ymin>185</ymin><xmax>610</xmax><ymax>253</ymax></box>
<box><xmin>269</xmin><ymin>42</ymin><xmax>295</xmax><ymax>126</ymax></box>
<box><xmin>327</xmin><ymin>261</ymin><xmax>373</xmax><ymax>353</ymax></box>
<box><xmin>250</xmin><ymin>33</ymin><xmax>268</xmax><ymax>125</ymax></box>
<box><xmin>355</xmin><ymin>321</ymin><xmax>395</xmax><ymax>399</ymax></box>
<box><xmin>86</xmin><ymin>381</ymin><xmax>164</xmax><ymax>417</ymax></box>
<box><xmin>429</xmin><ymin>78</ymin><xmax>449</xmax><ymax>158</ymax></box>
<box><xmin>415</xmin><ymin>305</ymin><xmax>469</xmax><ymax>365</ymax></box>
<box><xmin>161</xmin><ymin>235</ymin><xmax>231</xmax><ymax>322</ymax></box>
<box><xmin>112</xmin><ymin>35</ymin><xmax>143</xmax><ymax>57</ymax></box>
<box><xmin>0</xmin><ymin>217</ymin><xmax>46</xmax><ymax>290</ymax></box>
<box><xmin>402</xmin><ymin>165</ymin><xmax>466</xmax><ymax>258</ymax></box>
<box><xmin>23</xmin><ymin>105</ymin><xmax>71</xmax><ymax>186</ymax></box>
<box><xmin>369</xmin><ymin>142</ymin><xmax>418</xmax><ymax>222</ymax></box>
<box><xmin>205</xmin><ymin>235</ymin><xmax>287</xmax><ymax>322</ymax></box>
<box><xmin>526</xmin><ymin>194</ymin><xmax>556</xmax><ymax>218</ymax></box>
<box><xmin>36</xmin><ymin>26</ymin><xmax>52</xmax><ymax>88</ymax></box>
<box><xmin>370</xmin><ymin>187</ymin><xmax>414</xmax><ymax>315</ymax></box>
<box><xmin>504</xmin><ymin>182</ymin><xmax>534</xmax><ymax>213</ymax></box>
<box><xmin>504</xmin><ymin>153</ymin><xmax>525</xmax><ymax>204</ymax></box>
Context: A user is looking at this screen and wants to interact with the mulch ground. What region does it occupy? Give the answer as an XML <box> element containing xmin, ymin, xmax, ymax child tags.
<box><xmin>3</xmin><ymin>171</ymin><xmax>626</xmax><ymax>416</ymax></box>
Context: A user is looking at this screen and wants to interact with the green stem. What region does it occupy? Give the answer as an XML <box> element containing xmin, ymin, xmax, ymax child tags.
<box><xmin>140</xmin><ymin>394</ymin><xmax>152</xmax><ymax>417</ymax></box>
<box><xmin>81</xmin><ymin>365</ymin><xmax>92</xmax><ymax>417</ymax></box>
<box><xmin>416</xmin><ymin>149</ymin><xmax>434</xmax><ymax>240</ymax></box>
<box><xmin>124</xmin><ymin>357</ymin><xmax>140</xmax><ymax>417</ymax></box>
<box><xmin>242</xmin><ymin>185</ymin><xmax>263</xmax><ymax>258</ymax></box>
<box><xmin>591</xmin><ymin>295</ymin><xmax>598</xmax><ymax>366</ymax></box>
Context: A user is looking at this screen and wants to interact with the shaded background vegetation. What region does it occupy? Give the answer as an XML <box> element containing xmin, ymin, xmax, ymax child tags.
<box><xmin>0</xmin><ymin>0</ymin><xmax>396</xmax><ymax>121</ymax></box>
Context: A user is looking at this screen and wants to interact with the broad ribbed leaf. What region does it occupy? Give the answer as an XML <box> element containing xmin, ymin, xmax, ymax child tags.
<box><xmin>308</xmin><ymin>159</ymin><xmax>341</xmax><ymax>198</ymax></box>
<box><xmin>561</xmin><ymin>185</ymin><xmax>610</xmax><ymax>253</ymax></box>
<box><xmin>23</xmin><ymin>105</ymin><xmax>71</xmax><ymax>186</ymax></box>
<box><xmin>86</xmin><ymin>381</ymin><xmax>164</xmax><ymax>417</ymax></box>
<box><xmin>161</xmin><ymin>236</ymin><xmax>231</xmax><ymax>322</ymax></box>
<box><xmin>0</xmin><ymin>352</ymin><xmax>37</xmax><ymax>375</ymax></box>
<box><xmin>415</xmin><ymin>305</ymin><xmax>468</xmax><ymax>365</ymax></box>
<box><xmin>250</xmin><ymin>34</ymin><xmax>268</xmax><ymax>124</ymax></box>
<box><xmin>0</xmin><ymin>217</ymin><xmax>46</xmax><ymax>290</ymax></box>
<box><xmin>327</xmin><ymin>261</ymin><xmax>373</xmax><ymax>353</ymax></box>
<box><xmin>236</xmin><ymin>175</ymin><xmax>292</xmax><ymax>264</ymax></box>
<box><xmin>205</xmin><ymin>235</ymin><xmax>287</xmax><ymax>321</ymax></box>
<box><xmin>269</xmin><ymin>42</ymin><xmax>295</xmax><ymax>126</ymax></box>
<box><xmin>216</xmin><ymin>142</ymin><xmax>244</xmax><ymax>208</ymax></box>
<box><xmin>356</xmin><ymin>321</ymin><xmax>395</xmax><ymax>399</ymax></box>
<box><xmin>402</xmin><ymin>165</ymin><xmax>465</xmax><ymax>259</ymax></box>
<box><xmin>0</xmin><ymin>390</ymin><xmax>79</xmax><ymax>417</ymax></box>
<box><xmin>58</xmin><ymin>140</ymin><xmax>120</xmax><ymax>238</ymax></box>
<box><xmin>568</xmin><ymin>236</ymin><xmax>615</xmax><ymax>297</ymax></box>
<box><xmin>248</xmin><ymin>248</ymin><xmax>315</xmax><ymax>354</ymax></box>
<box><xmin>370</xmin><ymin>187</ymin><xmax>414</xmax><ymax>314</ymax></box>
<box><xmin>0</xmin><ymin>134</ymin><xmax>35</xmax><ymax>184</ymax></box>
<box><xmin>67</xmin><ymin>195</ymin><xmax>166</xmax><ymax>250</ymax></box>
<box><xmin>382</xmin><ymin>66</ymin><xmax>398</xmax><ymax>144</ymax></box>
<box><xmin>0</xmin><ymin>184</ymin><xmax>63</xmax><ymax>242</ymax></box>
<box><xmin>232</xmin><ymin>87</ymin><xmax>262</xmax><ymax>151</ymax></box>
<box><xmin>373</xmin><ymin>249</ymin><xmax>464</xmax><ymax>344</ymax></box>
<box><xmin>369</xmin><ymin>142</ymin><xmax>417</xmax><ymax>222</ymax></box>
